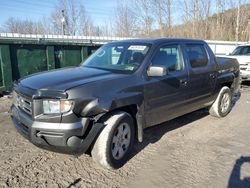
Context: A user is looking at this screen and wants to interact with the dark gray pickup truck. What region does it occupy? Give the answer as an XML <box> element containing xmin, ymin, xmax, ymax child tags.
<box><xmin>11</xmin><ymin>38</ymin><xmax>240</xmax><ymax>169</ymax></box>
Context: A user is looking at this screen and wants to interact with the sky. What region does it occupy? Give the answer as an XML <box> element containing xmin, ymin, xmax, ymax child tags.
<box><xmin>0</xmin><ymin>0</ymin><xmax>116</xmax><ymax>26</ymax></box>
<box><xmin>1</xmin><ymin>0</ymin><xmax>249</xmax><ymax>30</ymax></box>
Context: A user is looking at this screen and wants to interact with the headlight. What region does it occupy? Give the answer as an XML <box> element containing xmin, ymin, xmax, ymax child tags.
<box><xmin>43</xmin><ymin>100</ymin><xmax>74</xmax><ymax>114</ymax></box>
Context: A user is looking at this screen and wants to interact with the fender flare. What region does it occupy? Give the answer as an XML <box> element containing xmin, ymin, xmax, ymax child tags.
<box><xmin>81</xmin><ymin>92</ymin><xmax>145</xmax><ymax>142</ymax></box>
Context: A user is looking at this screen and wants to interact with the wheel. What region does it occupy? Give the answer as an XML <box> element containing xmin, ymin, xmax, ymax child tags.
<box><xmin>91</xmin><ymin>111</ymin><xmax>135</xmax><ymax>169</ymax></box>
<box><xmin>209</xmin><ymin>86</ymin><xmax>232</xmax><ymax>118</ymax></box>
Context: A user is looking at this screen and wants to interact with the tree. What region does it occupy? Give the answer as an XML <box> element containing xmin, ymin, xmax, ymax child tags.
<box><xmin>2</xmin><ymin>17</ymin><xmax>46</xmax><ymax>34</ymax></box>
<box><xmin>180</xmin><ymin>0</ymin><xmax>212</xmax><ymax>38</ymax></box>
<box><xmin>152</xmin><ymin>0</ymin><xmax>172</xmax><ymax>37</ymax></box>
<box><xmin>133</xmin><ymin>0</ymin><xmax>154</xmax><ymax>36</ymax></box>
<box><xmin>99</xmin><ymin>20</ymin><xmax>114</xmax><ymax>36</ymax></box>
<box><xmin>50</xmin><ymin>0</ymin><xmax>96</xmax><ymax>35</ymax></box>
<box><xmin>1</xmin><ymin>0</ymin><xmax>250</xmax><ymax>41</ymax></box>
<box><xmin>1</xmin><ymin>0</ymin><xmax>96</xmax><ymax>36</ymax></box>
<box><xmin>113</xmin><ymin>0</ymin><xmax>138</xmax><ymax>37</ymax></box>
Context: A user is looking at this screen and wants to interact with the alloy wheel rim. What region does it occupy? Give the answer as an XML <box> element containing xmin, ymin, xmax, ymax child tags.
<box><xmin>220</xmin><ymin>93</ymin><xmax>230</xmax><ymax>113</ymax></box>
<box><xmin>111</xmin><ymin>123</ymin><xmax>131</xmax><ymax>160</ymax></box>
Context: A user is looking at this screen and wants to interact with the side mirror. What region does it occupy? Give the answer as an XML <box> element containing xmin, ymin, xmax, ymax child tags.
<box><xmin>226</xmin><ymin>52</ymin><xmax>231</xmax><ymax>56</ymax></box>
<box><xmin>147</xmin><ymin>66</ymin><xmax>167</xmax><ymax>77</ymax></box>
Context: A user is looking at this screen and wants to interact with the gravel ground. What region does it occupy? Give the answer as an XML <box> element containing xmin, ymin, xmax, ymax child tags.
<box><xmin>0</xmin><ymin>84</ymin><xmax>250</xmax><ymax>188</ymax></box>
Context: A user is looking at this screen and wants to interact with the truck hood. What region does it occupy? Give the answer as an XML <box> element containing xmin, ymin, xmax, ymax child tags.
<box><xmin>19</xmin><ymin>66</ymin><xmax>127</xmax><ymax>91</ymax></box>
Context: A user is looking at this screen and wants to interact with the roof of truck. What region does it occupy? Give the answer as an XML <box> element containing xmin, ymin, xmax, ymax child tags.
<box><xmin>110</xmin><ymin>38</ymin><xmax>206</xmax><ymax>45</ymax></box>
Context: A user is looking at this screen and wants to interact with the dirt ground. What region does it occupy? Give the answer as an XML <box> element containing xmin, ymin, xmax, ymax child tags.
<box><xmin>0</xmin><ymin>84</ymin><xmax>250</xmax><ymax>188</ymax></box>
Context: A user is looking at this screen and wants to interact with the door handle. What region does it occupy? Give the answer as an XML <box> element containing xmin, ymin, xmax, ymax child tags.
<box><xmin>180</xmin><ymin>79</ymin><xmax>187</xmax><ymax>86</ymax></box>
<box><xmin>209</xmin><ymin>73</ymin><xmax>216</xmax><ymax>79</ymax></box>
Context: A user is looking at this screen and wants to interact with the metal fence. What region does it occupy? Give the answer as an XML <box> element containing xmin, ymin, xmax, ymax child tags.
<box><xmin>0</xmin><ymin>33</ymin><xmax>130</xmax><ymax>45</ymax></box>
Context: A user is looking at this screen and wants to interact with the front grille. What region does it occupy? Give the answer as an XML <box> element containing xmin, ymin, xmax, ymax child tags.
<box><xmin>15</xmin><ymin>92</ymin><xmax>33</xmax><ymax>115</ymax></box>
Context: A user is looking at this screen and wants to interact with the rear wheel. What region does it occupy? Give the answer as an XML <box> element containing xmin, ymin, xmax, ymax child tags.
<box><xmin>91</xmin><ymin>111</ymin><xmax>135</xmax><ymax>169</ymax></box>
<box><xmin>209</xmin><ymin>86</ymin><xmax>232</xmax><ymax>118</ymax></box>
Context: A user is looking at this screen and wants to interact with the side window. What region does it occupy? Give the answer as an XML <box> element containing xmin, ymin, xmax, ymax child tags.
<box><xmin>185</xmin><ymin>44</ymin><xmax>208</xmax><ymax>68</ymax></box>
<box><xmin>242</xmin><ymin>46</ymin><xmax>250</xmax><ymax>55</ymax></box>
<box><xmin>247</xmin><ymin>47</ymin><xmax>250</xmax><ymax>55</ymax></box>
<box><xmin>152</xmin><ymin>45</ymin><xmax>184</xmax><ymax>72</ymax></box>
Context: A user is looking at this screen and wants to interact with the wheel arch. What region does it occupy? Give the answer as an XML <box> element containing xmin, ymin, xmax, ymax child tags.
<box><xmin>95</xmin><ymin>104</ymin><xmax>143</xmax><ymax>143</ymax></box>
<box><xmin>216</xmin><ymin>72</ymin><xmax>236</xmax><ymax>93</ymax></box>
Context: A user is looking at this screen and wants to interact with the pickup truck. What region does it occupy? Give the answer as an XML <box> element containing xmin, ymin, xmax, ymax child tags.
<box><xmin>10</xmin><ymin>38</ymin><xmax>240</xmax><ymax>169</ymax></box>
<box><xmin>226</xmin><ymin>44</ymin><xmax>250</xmax><ymax>81</ymax></box>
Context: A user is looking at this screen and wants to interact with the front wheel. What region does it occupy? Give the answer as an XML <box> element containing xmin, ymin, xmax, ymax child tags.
<box><xmin>91</xmin><ymin>111</ymin><xmax>135</xmax><ymax>169</ymax></box>
<box><xmin>209</xmin><ymin>86</ymin><xmax>232</xmax><ymax>118</ymax></box>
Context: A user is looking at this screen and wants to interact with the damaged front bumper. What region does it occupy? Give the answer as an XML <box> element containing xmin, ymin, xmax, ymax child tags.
<box><xmin>10</xmin><ymin>105</ymin><xmax>104</xmax><ymax>154</ymax></box>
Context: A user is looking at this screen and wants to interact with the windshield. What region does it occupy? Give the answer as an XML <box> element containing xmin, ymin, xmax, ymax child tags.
<box><xmin>82</xmin><ymin>43</ymin><xmax>151</xmax><ymax>73</ymax></box>
<box><xmin>231</xmin><ymin>46</ymin><xmax>250</xmax><ymax>56</ymax></box>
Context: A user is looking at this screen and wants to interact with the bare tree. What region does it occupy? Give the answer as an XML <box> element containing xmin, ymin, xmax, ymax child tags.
<box><xmin>201</xmin><ymin>0</ymin><xmax>211</xmax><ymax>39</ymax></box>
<box><xmin>113</xmin><ymin>0</ymin><xmax>138</xmax><ymax>37</ymax></box>
<box><xmin>2</xmin><ymin>17</ymin><xmax>46</xmax><ymax>34</ymax></box>
<box><xmin>99</xmin><ymin>20</ymin><xmax>115</xmax><ymax>36</ymax></box>
<box><xmin>1</xmin><ymin>0</ymin><xmax>250</xmax><ymax>41</ymax></box>
<box><xmin>152</xmin><ymin>0</ymin><xmax>172</xmax><ymax>37</ymax></box>
<box><xmin>232</xmin><ymin>0</ymin><xmax>250</xmax><ymax>41</ymax></box>
<box><xmin>248</xmin><ymin>16</ymin><xmax>250</xmax><ymax>42</ymax></box>
<box><xmin>235</xmin><ymin>0</ymin><xmax>241</xmax><ymax>41</ymax></box>
<box><xmin>179</xmin><ymin>0</ymin><xmax>212</xmax><ymax>39</ymax></box>
<box><xmin>78</xmin><ymin>6</ymin><xmax>96</xmax><ymax>36</ymax></box>
<box><xmin>50</xmin><ymin>0</ymin><xmax>96</xmax><ymax>35</ymax></box>
<box><xmin>133</xmin><ymin>0</ymin><xmax>154</xmax><ymax>36</ymax></box>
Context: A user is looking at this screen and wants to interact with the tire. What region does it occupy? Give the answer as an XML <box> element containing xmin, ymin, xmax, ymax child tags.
<box><xmin>91</xmin><ymin>111</ymin><xmax>135</xmax><ymax>169</ymax></box>
<box><xmin>209</xmin><ymin>86</ymin><xmax>232</xmax><ymax>118</ymax></box>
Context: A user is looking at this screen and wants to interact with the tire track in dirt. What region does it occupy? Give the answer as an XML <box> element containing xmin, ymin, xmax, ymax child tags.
<box><xmin>0</xmin><ymin>114</ymin><xmax>159</xmax><ymax>187</ymax></box>
<box><xmin>125</xmin><ymin>91</ymin><xmax>250</xmax><ymax>188</ymax></box>
<box><xmin>1</xmin><ymin>89</ymin><xmax>250</xmax><ymax>187</ymax></box>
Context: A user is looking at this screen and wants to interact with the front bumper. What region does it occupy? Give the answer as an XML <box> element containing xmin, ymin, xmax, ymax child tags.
<box><xmin>10</xmin><ymin>105</ymin><xmax>104</xmax><ymax>154</ymax></box>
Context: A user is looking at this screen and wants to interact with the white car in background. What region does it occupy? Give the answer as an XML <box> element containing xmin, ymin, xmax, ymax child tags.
<box><xmin>227</xmin><ymin>45</ymin><xmax>250</xmax><ymax>81</ymax></box>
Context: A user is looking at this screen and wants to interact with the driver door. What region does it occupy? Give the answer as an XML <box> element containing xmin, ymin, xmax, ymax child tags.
<box><xmin>144</xmin><ymin>44</ymin><xmax>189</xmax><ymax>127</ymax></box>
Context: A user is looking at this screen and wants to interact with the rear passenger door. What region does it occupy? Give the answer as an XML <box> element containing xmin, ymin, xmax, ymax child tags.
<box><xmin>184</xmin><ymin>43</ymin><xmax>217</xmax><ymax>106</ymax></box>
<box><xmin>144</xmin><ymin>44</ymin><xmax>189</xmax><ymax>127</ymax></box>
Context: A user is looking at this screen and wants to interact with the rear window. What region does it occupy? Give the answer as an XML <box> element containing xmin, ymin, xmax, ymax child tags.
<box><xmin>185</xmin><ymin>44</ymin><xmax>208</xmax><ymax>68</ymax></box>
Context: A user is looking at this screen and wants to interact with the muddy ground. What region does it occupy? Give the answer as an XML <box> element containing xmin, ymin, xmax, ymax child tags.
<box><xmin>0</xmin><ymin>84</ymin><xmax>250</xmax><ymax>188</ymax></box>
